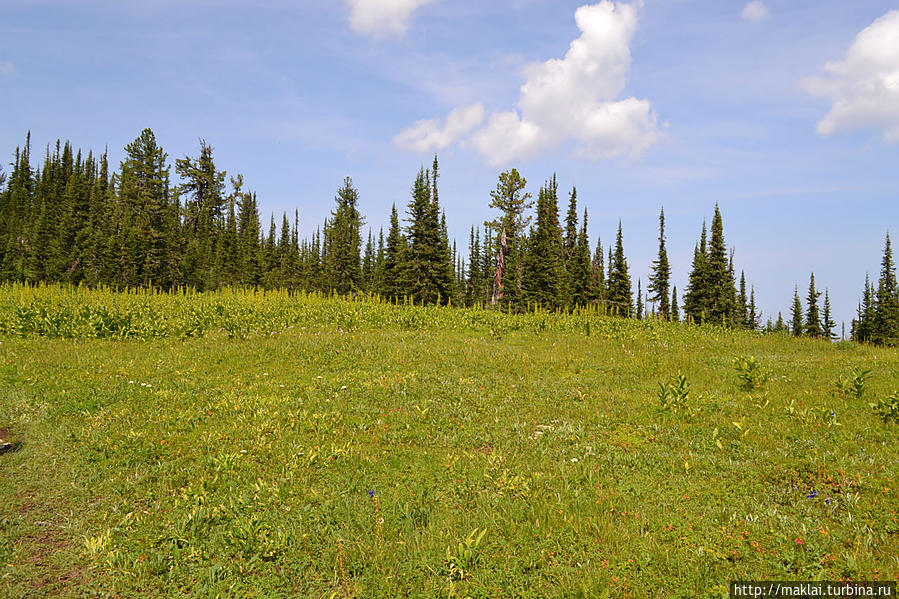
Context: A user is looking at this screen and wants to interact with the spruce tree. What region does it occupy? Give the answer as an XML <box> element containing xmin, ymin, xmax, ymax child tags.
<box><xmin>871</xmin><ymin>233</ymin><xmax>899</xmax><ymax>345</ymax></box>
<box><xmin>467</xmin><ymin>226</ymin><xmax>481</xmax><ymax>305</ymax></box>
<box><xmin>563</xmin><ymin>187</ymin><xmax>578</xmax><ymax>263</ymax></box>
<box><xmin>683</xmin><ymin>221</ymin><xmax>709</xmax><ymax>323</ymax></box>
<box><xmin>591</xmin><ymin>235</ymin><xmax>605</xmax><ymax>303</ymax></box>
<box><xmin>791</xmin><ymin>285</ymin><xmax>804</xmax><ymax>336</ymax></box>
<box><xmin>738</xmin><ymin>271</ymin><xmax>748</xmax><ymax>327</ymax></box>
<box><xmin>606</xmin><ymin>221</ymin><xmax>633</xmax><ymax>316</ymax></box>
<box><xmin>636</xmin><ymin>279</ymin><xmax>643</xmax><ymax>319</ymax></box>
<box><xmin>486</xmin><ymin>169</ymin><xmax>532</xmax><ymax>307</ymax></box>
<box><xmin>822</xmin><ymin>288</ymin><xmax>836</xmax><ymax>340</ymax></box>
<box><xmin>648</xmin><ymin>207</ymin><xmax>671</xmax><ymax>319</ymax></box>
<box><xmin>671</xmin><ymin>286</ymin><xmax>679</xmax><ymax>322</ymax></box>
<box><xmin>381</xmin><ymin>203</ymin><xmax>408</xmax><ymax>300</ymax></box>
<box><xmin>805</xmin><ymin>272</ymin><xmax>822</xmax><ymax>337</ymax></box>
<box><xmin>522</xmin><ymin>180</ymin><xmax>568</xmax><ymax>309</ymax></box>
<box><xmin>571</xmin><ymin>207</ymin><xmax>593</xmax><ymax>306</ymax></box>
<box><xmin>177</xmin><ymin>138</ymin><xmax>224</xmax><ymax>289</ymax></box>
<box><xmin>748</xmin><ymin>286</ymin><xmax>759</xmax><ymax>331</ymax></box>
<box><xmin>323</xmin><ymin>177</ymin><xmax>363</xmax><ymax>294</ymax></box>
<box><xmin>120</xmin><ymin>129</ymin><xmax>174</xmax><ymax>288</ymax></box>
<box><xmin>706</xmin><ymin>204</ymin><xmax>737</xmax><ymax>325</ymax></box>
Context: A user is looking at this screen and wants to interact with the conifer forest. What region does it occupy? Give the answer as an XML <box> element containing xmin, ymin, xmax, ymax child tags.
<box><xmin>1</xmin><ymin>129</ymin><xmax>896</xmax><ymax>345</ymax></box>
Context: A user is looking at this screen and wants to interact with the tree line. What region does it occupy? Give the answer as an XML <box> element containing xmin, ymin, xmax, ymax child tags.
<box><xmin>0</xmin><ymin>129</ymin><xmax>896</xmax><ymax>345</ymax></box>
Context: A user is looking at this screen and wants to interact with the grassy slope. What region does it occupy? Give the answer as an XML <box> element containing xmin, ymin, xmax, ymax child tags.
<box><xmin>0</xmin><ymin>297</ymin><xmax>897</xmax><ymax>597</ymax></box>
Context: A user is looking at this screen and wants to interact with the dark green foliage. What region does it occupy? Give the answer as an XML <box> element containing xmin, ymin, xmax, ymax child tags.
<box><xmin>822</xmin><ymin>288</ymin><xmax>836</xmax><ymax>340</ymax></box>
<box><xmin>570</xmin><ymin>208</ymin><xmax>593</xmax><ymax>306</ymax></box>
<box><xmin>683</xmin><ymin>206</ymin><xmax>739</xmax><ymax>326</ymax></box>
<box><xmin>486</xmin><ymin>169</ymin><xmax>532</xmax><ymax>307</ymax></box>
<box><xmin>324</xmin><ymin>177</ymin><xmax>363</xmax><ymax>294</ymax></box>
<box><xmin>404</xmin><ymin>164</ymin><xmax>453</xmax><ymax>305</ymax></box>
<box><xmin>591</xmin><ymin>235</ymin><xmax>605</xmax><ymax>304</ymax></box>
<box><xmin>606</xmin><ymin>221</ymin><xmax>632</xmax><ymax>316</ymax></box>
<box><xmin>791</xmin><ymin>286</ymin><xmax>803</xmax><ymax>337</ymax></box>
<box><xmin>870</xmin><ymin>233</ymin><xmax>899</xmax><ymax>345</ymax></box>
<box><xmin>671</xmin><ymin>286</ymin><xmax>679</xmax><ymax>322</ymax></box>
<box><xmin>805</xmin><ymin>272</ymin><xmax>822</xmax><ymax>337</ymax></box>
<box><xmin>648</xmin><ymin>207</ymin><xmax>671</xmax><ymax>319</ymax></box>
<box><xmin>522</xmin><ymin>178</ymin><xmax>568</xmax><ymax>309</ymax></box>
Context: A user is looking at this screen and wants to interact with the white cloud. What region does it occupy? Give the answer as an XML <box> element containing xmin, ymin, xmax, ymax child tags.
<box><xmin>397</xmin><ymin>1</ymin><xmax>660</xmax><ymax>166</ymax></box>
<box><xmin>346</xmin><ymin>0</ymin><xmax>435</xmax><ymax>39</ymax></box>
<box><xmin>741</xmin><ymin>1</ymin><xmax>770</xmax><ymax>24</ymax></box>
<box><xmin>394</xmin><ymin>103</ymin><xmax>486</xmax><ymax>152</ymax></box>
<box><xmin>802</xmin><ymin>10</ymin><xmax>899</xmax><ymax>142</ymax></box>
<box><xmin>0</xmin><ymin>60</ymin><xmax>14</xmax><ymax>76</ymax></box>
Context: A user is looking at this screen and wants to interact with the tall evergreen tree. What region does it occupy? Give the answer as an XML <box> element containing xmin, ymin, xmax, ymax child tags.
<box><xmin>571</xmin><ymin>207</ymin><xmax>593</xmax><ymax>306</ymax></box>
<box><xmin>591</xmin><ymin>235</ymin><xmax>605</xmax><ymax>303</ymax></box>
<box><xmin>323</xmin><ymin>177</ymin><xmax>363</xmax><ymax>294</ymax></box>
<box><xmin>648</xmin><ymin>207</ymin><xmax>671</xmax><ymax>319</ymax></box>
<box><xmin>177</xmin><ymin>138</ymin><xmax>225</xmax><ymax>289</ymax></box>
<box><xmin>822</xmin><ymin>288</ymin><xmax>836</xmax><ymax>340</ymax></box>
<box><xmin>790</xmin><ymin>285</ymin><xmax>804</xmax><ymax>336</ymax></box>
<box><xmin>871</xmin><ymin>233</ymin><xmax>899</xmax><ymax>345</ymax></box>
<box><xmin>671</xmin><ymin>286</ymin><xmax>680</xmax><ymax>322</ymax></box>
<box><xmin>381</xmin><ymin>203</ymin><xmax>408</xmax><ymax>300</ymax></box>
<box><xmin>683</xmin><ymin>221</ymin><xmax>709</xmax><ymax>323</ymax></box>
<box><xmin>805</xmin><ymin>272</ymin><xmax>822</xmax><ymax>337</ymax></box>
<box><xmin>486</xmin><ymin>169</ymin><xmax>532</xmax><ymax>307</ymax></box>
<box><xmin>120</xmin><ymin>128</ymin><xmax>174</xmax><ymax>288</ymax></box>
<box><xmin>606</xmin><ymin>221</ymin><xmax>632</xmax><ymax>316</ymax></box>
<box><xmin>522</xmin><ymin>180</ymin><xmax>568</xmax><ymax>309</ymax></box>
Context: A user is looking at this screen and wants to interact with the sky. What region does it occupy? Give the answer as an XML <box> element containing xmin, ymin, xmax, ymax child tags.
<box><xmin>2</xmin><ymin>0</ymin><xmax>898</xmax><ymax>330</ymax></box>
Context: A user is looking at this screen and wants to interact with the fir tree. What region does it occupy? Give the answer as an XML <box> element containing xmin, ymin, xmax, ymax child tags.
<box><xmin>486</xmin><ymin>169</ymin><xmax>532</xmax><ymax>307</ymax></box>
<box><xmin>790</xmin><ymin>285</ymin><xmax>803</xmax><ymax>336</ymax></box>
<box><xmin>381</xmin><ymin>204</ymin><xmax>408</xmax><ymax>300</ymax></box>
<box><xmin>805</xmin><ymin>272</ymin><xmax>822</xmax><ymax>337</ymax></box>
<box><xmin>871</xmin><ymin>233</ymin><xmax>899</xmax><ymax>345</ymax></box>
<box><xmin>563</xmin><ymin>187</ymin><xmax>578</xmax><ymax>263</ymax></box>
<box><xmin>648</xmin><ymin>207</ymin><xmax>671</xmax><ymax>319</ymax></box>
<box><xmin>522</xmin><ymin>180</ymin><xmax>568</xmax><ymax>309</ymax></box>
<box><xmin>748</xmin><ymin>286</ymin><xmax>759</xmax><ymax>331</ymax></box>
<box><xmin>635</xmin><ymin>279</ymin><xmax>643</xmax><ymax>319</ymax></box>
<box><xmin>671</xmin><ymin>286</ymin><xmax>679</xmax><ymax>322</ymax></box>
<box><xmin>323</xmin><ymin>177</ymin><xmax>363</xmax><ymax>294</ymax></box>
<box><xmin>571</xmin><ymin>207</ymin><xmax>593</xmax><ymax>306</ymax></box>
<box><xmin>606</xmin><ymin>221</ymin><xmax>632</xmax><ymax>316</ymax></box>
<box><xmin>822</xmin><ymin>288</ymin><xmax>836</xmax><ymax>340</ymax></box>
<box><xmin>591</xmin><ymin>235</ymin><xmax>605</xmax><ymax>303</ymax></box>
<box><xmin>683</xmin><ymin>221</ymin><xmax>709</xmax><ymax>323</ymax></box>
<box><xmin>738</xmin><ymin>271</ymin><xmax>748</xmax><ymax>327</ymax></box>
<box><xmin>706</xmin><ymin>204</ymin><xmax>737</xmax><ymax>325</ymax></box>
<box><xmin>121</xmin><ymin>129</ymin><xmax>174</xmax><ymax>288</ymax></box>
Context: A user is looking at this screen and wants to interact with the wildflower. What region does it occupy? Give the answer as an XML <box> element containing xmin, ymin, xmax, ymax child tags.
<box><xmin>368</xmin><ymin>489</ymin><xmax>375</xmax><ymax>499</ymax></box>
<box><xmin>795</xmin><ymin>537</ymin><xmax>804</xmax><ymax>545</ymax></box>
<box><xmin>830</xmin><ymin>411</ymin><xmax>835</xmax><ymax>417</ymax></box>
<box><xmin>806</xmin><ymin>490</ymin><xmax>818</xmax><ymax>499</ymax></box>
<box><xmin>825</xmin><ymin>497</ymin><xmax>832</xmax><ymax>505</ymax></box>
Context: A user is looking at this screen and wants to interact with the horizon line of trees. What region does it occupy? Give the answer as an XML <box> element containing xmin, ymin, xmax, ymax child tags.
<box><xmin>0</xmin><ymin>129</ymin><xmax>896</xmax><ymax>346</ymax></box>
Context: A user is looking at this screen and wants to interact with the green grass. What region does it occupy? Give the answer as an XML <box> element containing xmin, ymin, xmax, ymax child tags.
<box><xmin>0</xmin><ymin>285</ymin><xmax>897</xmax><ymax>597</ymax></box>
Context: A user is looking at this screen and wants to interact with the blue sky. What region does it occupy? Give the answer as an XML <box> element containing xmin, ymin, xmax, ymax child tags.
<box><xmin>2</xmin><ymin>0</ymin><xmax>898</xmax><ymax>329</ymax></box>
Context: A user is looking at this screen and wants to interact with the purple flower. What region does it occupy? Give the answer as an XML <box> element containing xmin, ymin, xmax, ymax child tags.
<box><xmin>825</xmin><ymin>497</ymin><xmax>832</xmax><ymax>505</ymax></box>
<box><xmin>368</xmin><ymin>489</ymin><xmax>375</xmax><ymax>499</ymax></box>
<box><xmin>807</xmin><ymin>490</ymin><xmax>818</xmax><ymax>499</ymax></box>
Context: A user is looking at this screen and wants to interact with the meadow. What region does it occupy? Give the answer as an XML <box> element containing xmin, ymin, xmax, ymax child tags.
<box><xmin>0</xmin><ymin>284</ymin><xmax>896</xmax><ymax>598</ymax></box>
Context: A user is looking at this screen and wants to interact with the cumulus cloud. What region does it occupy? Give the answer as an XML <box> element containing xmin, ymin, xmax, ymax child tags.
<box><xmin>346</xmin><ymin>0</ymin><xmax>435</xmax><ymax>39</ymax></box>
<box><xmin>393</xmin><ymin>103</ymin><xmax>486</xmax><ymax>152</ymax></box>
<box><xmin>396</xmin><ymin>1</ymin><xmax>660</xmax><ymax>166</ymax></box>
<box><xmin>802</xmin><ymin>10</ymin><xmax>899</xmax><ymax>142</ymax></box>
<box><xmin>0</xmin><ymin>60</ymin><xmax>14</xmax><ymax>76</ymax></box>
<box><xmin>741</xmin><ymin>1</ymin><xmax>770</xmax><ymax>24</ymax></box>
